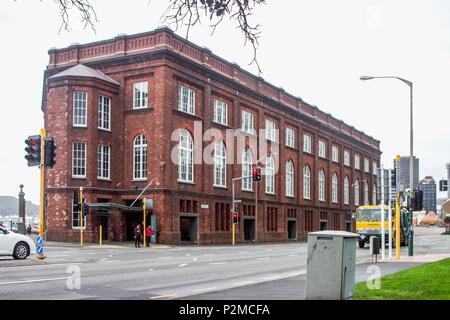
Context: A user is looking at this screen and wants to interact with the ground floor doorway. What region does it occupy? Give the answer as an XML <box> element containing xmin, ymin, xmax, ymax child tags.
<box><xmin>180</xmin><ymin>216</ymin><xmax>197</xmax><ymax>244</ymax></box>
<box><xmin>98</xmin><ymin>215</ymin><xmax>109</xmax><ymax>241</ymax></box>
<box><xmin>320</xmin><ymin>220</ymin><xmax>328</xmax><ymax>231</ymax></box>
<box><xmin>124</xmin><ymin>211</ymin><xmax>144</xmax><ymax>241</ymax></box>
<box><xmin>244</xmin><ymin>218</ymin><xmax>255</xmax><ymax>241</ymax></box>
<box><xmin>287</xmin><ymin>220</ymin><xmax>297</xmax><ymax>240</ymax></box>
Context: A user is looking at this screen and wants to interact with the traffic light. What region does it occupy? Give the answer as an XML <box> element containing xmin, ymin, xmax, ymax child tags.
<box><xmin>82</xmin><ymin>202</ymin><xmax>90</xmax><ymax>215</ymax></box>
<box><xmin>410</xmin><ymin>190</ymin><xmax>423</xmax><ymax>211</ymax></box>
<box><xmin>44</xmin><ymin>138</ymin><xmax>57</xmax><ymax>168</ymax></box>
<box><xmin>390</xmin><ymin>168</ymin><xmax>397</xmax><ymax>188</ymax></box>
<box><xmin>439</xmin><ymin>179</ymin><xmax>448</xmax><ymax>192</ymax></box>
<box><xmin>252</xmin><ymin>168</ymin><xmax>261</xmax><ymax>182</ymax></box>
<box><xmin>24</xmin><ymin>135</ymin><xmax>41</xmax><ymax>166</ymax></box>
<box><xmin>232</xmin><ymin>213</ymin><xmax>240</xmax><ymax>224</ymax></box>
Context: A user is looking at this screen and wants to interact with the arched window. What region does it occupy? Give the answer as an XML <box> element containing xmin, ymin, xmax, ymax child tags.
<box><xmin>372</xmin><ymin>183</ymin><xmax>377</xmax><ymax>205</ymax></box>
<box><xmin>286</xmin><ymin>160</ymin><xmax>294</xmax><ymax>197</ymax></box>
<box><xmin>179</xmin><ymin>129</ymin><xmax>194</xmax><ymax>182</ymax></box>
<box><xmin>318</xmin><ymin>169</ymin><xmax>326</xmax><ymax>202</ymax></box>
<box><xmin>354</xmin><ymin>179</ymin><xmax>360</xmax><ymax>206</ymax></box>
<box><xmin>332</xmin><ymin>173</ymin><xmax>338</xmax><ymax>203</ymax></box>
<box><xmin>303</xmin><ymin>165</ymin><xmax>311</xmax><ymax>199</ymax></box>
<box><xmin>214</xmin><ymin>140</ymin><xmax>226</xmax><ymax>187</ymax></box>
<box><xmin>344</xmin><ymin>176</ymin><xmax>350</xmax><ymax>205</ymax></box>
<box><xmin>364</xmin><ymin>181</ymin><xmax>369</xmax><ymax>205</ymax></box>
<box><xmin>133</xmin><ymin>134</ymin><xmax>147</xmax><ymax>180</ymax></box>
<box><xmin>265</xmin><ymin>154</ymin><xmax>275</xmax><ymax>194</ymax></box>
<box><xmin>242</xmin><ymin>148</ymin><xmax>253</xmax><ymax>191</ymax></box>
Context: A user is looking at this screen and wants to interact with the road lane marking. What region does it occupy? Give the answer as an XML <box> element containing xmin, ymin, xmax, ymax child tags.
<box><xmin>99</xmin><ymin>260</ymin><xmax>120</xmax><ymax>263</ymax></box>
<box><xmin>193</xmin><ymin>258</ymin><xmax>198</xmax><ymax>261</ymax></box>
<box><xmin>178</xmin><ymin>264</ymin><xmax>187</xmax><ymax>267</ymax></box>
<box><xmin>233</xmin><ymin>281</ymin><xmax>254</xmax><ymax>286</ymax></box>
<box><xmin>150</xmin><ymin>294</ymin><xmax>177</xmax><ymax>299</ymax></box>
<box><xmin>238</xmin><ymin>251</ymin><xmax>248</xmax><ymax>254</ymax></box>
<box><xmin>192</xmin><ymin>287</ymin><xmax>218</xmax><ymax>293</ymax></box>
<box><xmin>264</xmin><ymin>276</ymin><xmax>281</xmax><ymax>281</ymax></box>
<box><xmin>209</xmin><ymin>262</ymin><xmax>227</xmax><ymax>265</ymax></box>
<box><xmin>289</xmin><ymin>254</ymin><xmax>298</xmax><ymax>257</ymax></box>
<box><xmin>0</xmin><ymin>277</ymin><xmax>70</xmax><ymax>286</ymax></box>
<box><xmin>289</xmin><ymin>271</ymin><xmax>306</xmax><ymax>276</ymax></box>
<box><xmin>0</xmin><ymin>263</ymin><xmax>83</xmax><ymax>272</ymax></box>
<box><xmin>257</xmin><ymin>257</ymin><xmax>270</xmax><ymax>260</ymax></box>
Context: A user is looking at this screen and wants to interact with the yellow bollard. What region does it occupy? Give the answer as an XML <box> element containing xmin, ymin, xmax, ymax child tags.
<box><xmin>232</xmin><ymin>223</ymin><xmax>235</xmax><ymax>246</ymax></box>
<box><xmin>100</xmin><ymin>225</ymin><xmax>102</xmax><ymax>247</ymax></box>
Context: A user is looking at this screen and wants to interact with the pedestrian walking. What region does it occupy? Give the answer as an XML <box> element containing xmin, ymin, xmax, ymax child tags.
<box><xmin>26</xmin><ymin>224</ymin><xmax>32</xmax><ymax>236</ymax></box>
<box><xmin>134</xmin><ymin>224</ymin><xmax>142</xmax><ymax>248</ymax></box>
<box><xmin>145</xmin><ymin>226</ymin><xmax>154</xmax><ymax>247</ymax></box>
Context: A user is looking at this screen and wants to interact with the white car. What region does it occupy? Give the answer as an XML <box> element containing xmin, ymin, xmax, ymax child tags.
<box><xmin>0</xmin><ymin>226</ymin><xmax>36</xmax><ymax>259</ymax></box>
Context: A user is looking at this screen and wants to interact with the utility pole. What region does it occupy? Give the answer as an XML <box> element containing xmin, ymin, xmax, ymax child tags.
<box><xmin>37</xmin><ymin>128</ymin><xmax>46</xmax><ymax>260</ymax></box>
<box><xmin>18</xmin><ymin>184</ymin><xmax>26</xmax><ymax>235</ymax></box>
<box><xmin>381</xmin><ymin>166</ymin><xmax>385</xmax><ymax>260</ymax></box>
<box><xmin>395</xmin><ymin>155</ymin><xmax>401</xmax><ymax>259</ymax></box>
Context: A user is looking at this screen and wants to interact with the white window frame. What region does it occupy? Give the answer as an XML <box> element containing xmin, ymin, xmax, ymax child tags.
<box><xmin>372</xmin><ymin>183</ymin><xmax>377</xmax><ymax>205</ymax></box>
<box><xmin>285</xmin><ymin>127</ymin><xmax>295</xmax><ymax>148</ymax></box>
<box><xmin>73</xmin><ymin>91</ymin><xmax>87</xmax><ymax>127</ymax></box>
<box><xmin>133</xmin><ymin>135</ymin><xmax>147</xmax><ymax>181</ymax></box>
<box><xmin>303</xmin><ymin>134</ymin><xmax>312</xmax><ymax>153</ymax></box>
<box><xmin>214</xmin><ymin>140</ymin><xmax>227</xmax><ymax>187</ymax></box>
<box><xmin>332</xmin><ymin>146</ymin><xmax>339</xmax><ymax>162</ymax></box>
<box><xmin>364</xmin><ymin>181</ymin><xmax>369</xmax><ymax>205</ymax></box>
<box><xmin>242</xmin><ymin>110</ymin><xmax>254</xmax><ymax>134</ymax></box>
<box><xmin>332</xmin><ymin>173</ymin><xmax>338</xmax><ymax>203</ymax></box>
<box><xmin>319</xmin><ymin>140</ymin><xmax>326</xmax><ymax>158</ymax></box>
<box><xmin>72</xmin><ymin>193</ymin><xmax>86</xmax><ymax>229</ymax></box>
<box><xmin>303</xmin><ymin>165</ymin><xmax>311</xmax><ymax>199</ymax></box>
<box><xmin>344</xmin><ymin>176</ymin><xmax>350</xmax><ymax>205</ymax></box>
<box><xmin>97</xmin><ymin>144</ymin><xmax>110</xmax><ymax>180</ymax></box>
<box><xmin>133</xmin><ymin>81</ymin><xmax>148</xmax><ymax>109</ymax></box>
<box><xmin>318</xmin><ymin>169</ymin><xmax>326</xmax><ymax>202</ymax></box>
<box><xmin>354</xmin><ymin>180</ymin><xmax>360</xmax><ymax>206</ymax></box>
<box><xmin>286</xmin><ymin>160</ymin><xmax>294</xmax><ymax>197</ymax></box>
<box><xmin>213</xmin><ymin>99</ymin><xmax>228</xmax><ymax>125</ymax></box>
<box><xmin>72</xmin><ymin>142</ymin><xmax>86</xmax><ymax>178</ymax></box>
<box><xmin>344</xmin><ymin>150</ymin><xmax>350</xmax><ymax>166</ymax></box>
<box><xmin>265</xmin><ymin>119</ymin><xmax>276</xmax><ymax>142</ymax></box>
<box><xmin>265</xmin><ymin>154</ymin><xmax>275</xmax><ymax>194</ymax></box>
<box><xmin>373</xmin><ymin>161</ymin><xmax>377</xmax><ymax>175</ymax></box>
<box><xmin>178</xmin><ymin>129</ymin><xmax>194</xmax><ymax>183</ymax></box>
<box><xmin>98</xmin><ymin>95</ymin><xmax>111</xmax><ymax>131</ymax></box>
<box><xmin>364</xmin><ymin>158</ymin><xmax>370</xmax><ymax>173</ymax></box>
<box><xmin>242</xmin><ymin>148</ymin><xmax>253</xmax><ymax>191</ymax></box>
<box><xmin>178</xmin><ymin>84</ymin><xmax>195</xmax><ymax>115</ymax></box>
<box><xmin>355</xmin><ymin>154</ymin><xmax>361</xmax><ymax>170</ymax></box>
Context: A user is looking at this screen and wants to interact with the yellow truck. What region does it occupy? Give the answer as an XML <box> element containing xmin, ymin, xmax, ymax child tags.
<box><xmin>355</xmin><ymin>205</ymin><xmax>408</xmax><ymax>248</ymax></box>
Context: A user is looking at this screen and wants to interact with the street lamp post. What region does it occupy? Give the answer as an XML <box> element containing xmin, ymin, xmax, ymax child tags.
<box><xmin>360</xmin><ymin>75</ymin><xmax>414</xmax><ymax>256</ymax></box>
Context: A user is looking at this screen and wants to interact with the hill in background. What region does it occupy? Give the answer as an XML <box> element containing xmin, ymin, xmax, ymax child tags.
<box><xmin>0</xmin><ymin>196</ymin><xmax>39</xmax><ymax>217</ymax></box>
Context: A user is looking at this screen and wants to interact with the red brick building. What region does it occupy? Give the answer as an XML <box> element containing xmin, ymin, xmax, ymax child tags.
<box><xmin>42</xmin><ymin>27</ymin><xmax>381</xmax><ymax>244</ymax></box>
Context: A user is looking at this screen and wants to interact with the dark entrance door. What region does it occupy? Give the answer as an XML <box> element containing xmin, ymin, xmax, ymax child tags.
<box><xmin>244</xmin><ymin>218</ymin><xmax>255</xmax><ymax>241</ymax></box>
<box><xmin>180</xmin><ymin>216</ymin><xmax>197</xmax><ymax>244</ymax></box>
<box><xmin>287</xmin><ymin>220</ymin><xmax>296</xmax><ymax>240</ymax></box>
<box><xmin>125</xmin><ymin>212</ymin><xmax>143</xmax><ymax>241</ymax></box>
<box><xmin>98</xmin><ymin>215</ymin><xmax>109</xmax><ymax>241</ymax></box>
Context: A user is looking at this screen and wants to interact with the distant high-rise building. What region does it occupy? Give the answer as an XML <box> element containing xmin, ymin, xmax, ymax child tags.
<box><xmin>418</xmin><ymin>176</ymin><xmax>437</xmax><ymax>213</ymax></box>
<box><xmin>377</xmin><ymin>168</ymin><xmax>391</xmax><ymax>206</ymax></box>
<box><xmin>394</xmin><ymin>156</ymin><xmax>419</xmax><ymax>191</ymax></box>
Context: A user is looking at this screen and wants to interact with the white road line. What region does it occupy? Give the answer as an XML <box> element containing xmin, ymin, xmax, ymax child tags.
<box><xmin>178</xmin><ymin>264</ymin><xmax>187</xmax><ymax>267</ymax></box>
<box><xmin>209</xmin><ymin>262</ymin><xmax>227</xmax><ymax>265</ymax></box>
<box><xmin>150</xmin><ymin>293</ymin><xmax>177</xmax><ymax>299</ymax></box>
<box><xmin>192</xmin><ymin>287</ymin><xmax>218</xmax><ymax>293</ymax></box>
<box><xmin>257</xmin><ymin>257</ymin><xmax>270</xmax><ymax>261</ymax></box>
<box><xmin>0</xmin><ymin>277</ymin><xmax>70</xmax><ymax>286</ymax></box>
<box><xmin>99</xmin><ymin>260</ymin><xmax>120</xmax><ymax>263</ymax></box>
<box><xmin>193</xmin><ymin>258</ymin><xmax>198</xmax><ymax>261</ymax></box>
<box><xmin>233</xmin><ymin>281</ymin><xmax>253</xmax><ymax>286</ymax></box>
<box><xmin>0</xmin><ymin>263</ymin><xmax>83</xmax><ymax>272</ymax></box>
<box><xmin>238</xmin><ymin>251</ymin><xmax>248</xmax><ymax>254</ymax></box>
<box><xmin>264</xmin><ymin>276</ymin><xmax>281</xmax><ymax>281</ymax></box>
<box><xmin>289</xmin><ymin>254</ymin><xmax>298</xmax><ymax>257</ymax></box>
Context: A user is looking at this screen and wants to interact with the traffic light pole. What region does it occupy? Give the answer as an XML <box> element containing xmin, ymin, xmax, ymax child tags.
<box><xmin>79</xmin><ymin>186</ymin><xmax>83</xmax><ymax>247</ymax></box>
<box><xmin>37</xmin><ymin>129</ymin><xmax>46</xmax><ymax>260</ymax></box>
<box><xmin>143</xmin><ymin>198</ymin><xmax>147</xmax><ymax>248</ymax></box>
<box><xmin>231</xmin><ymin>175</ymin><xmax>252</xmax><ymax>246</ymax></box>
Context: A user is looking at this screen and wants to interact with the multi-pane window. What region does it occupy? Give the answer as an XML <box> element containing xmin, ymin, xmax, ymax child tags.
<box><xmin>303</xmin><ymin>134</ymin><xmax>312</xmax><ymax>153</ymax></box>
<box><xmin>373</xmin><ymin>161</ymin><xmax>377</xmax><ymax>175</ymax></box>
<box><xmin>72</xmin><ymin>192</ymin><xmax>86</xmax><ymax>229</ymax></box>
<box><xmin>214</xmin><ymin>99</ymin><xmax>228</xmax><ymax>125</ymax></box>
<box><xmin>332</xmin><ymin>146</ymin><xmax>339</xmax><ymax>162</ymax></box>
<box><xmin>242</xmin><ymin>110</ymin><xmax>254</xmax><ymax>134</ymax></box>
<box><xmin>73</xmin><ymin>91</ymin><xmax>87</xmax><ymax>127</ymax></box>
<box><xmin>364</xmin><ymin>181</ymin><xmax>369</xmax><ymax>205</ymax></box>
<box><xmin>179</xmin><ymin>129</ymin><xmax>194</xmax><ymax>182</ymax></box>
<box><xmin>372</xmin><ymin>183</ymin><xmax>377</xmax><ymax>205</ymax></box>
<box><xmin>133</xmin><ymin>81</ymin><xmax>148</xmax><ymax>109</ymax></box>
<box><xmin>286</xmin><ymin>160</ymin><xmax>294</xmax><ymax>197</ymax></box>
<box><xmin>332</xmin><ymin>173</ymin><xmax>338</xmax><ymax>203</ymax></box>
<box><xmin>214</xmin><ymin>140</ymin><xmax>226</xmax><ymax>187</ymax></box>
<box><xmin>265</xmin><ymin>154</ymin><xmax>275</xmax><ymax>194</ymax></box>
<box><xmin>285</xmin><ymin>127</ymin><xmax>295</xmax><ymax>148</ymax></box>
<box><xmin>178</xmin><ymin>85</ymin><xmax>195</xmax><ymax>114</ymax></box>
<box><xmin>242</xmin><ymin>148</ymin><xmax>253</xmax><ymax>191</ymax></box>
<box><xmin>364</xmin><ymin>158</ymin><xmax>370</xmax><ymax>173</ymax></box>
<box><xmin>97</xmin><ymin>144</ymin><xmax>110</xmax><ymax>179</ymax></box>
<box><xmin>344</xmin><ymin>176</ymin><xmax>350</xmax><ymax>205</ymax></box>
<box><xmin>318</xmin><ymin>140</ymin><xmax>326</xmax><ymax>158</ymax></box>
<box><xmin>72</xmin><ymin>142</ymin><xmax>86</xmax><ymax>178</ymax></box>
<box><xmin>318</xmin><ymin>169</ymin><xmax>326</xmax><ymax>202</ymax></box>
<box><xmin>344</xmin><ymin>150</ymin><xmax>350</xmax><ymax>166</ymax></box>
<box><xmin>98</xmin><ymin>96</ymin><xmax>111</xmax><ymax>130</ymax></box>
<box><xmin>133</xmin><ymin>135</ymin><xmax>147</xmax><ymax>180</ymax></box>
<box><xmin>354</xmin><ymin>180</ymin><xmax>360</xmax><ymax>206</ymax></box>
<box><xmin>303</xmin><ymin>165</ymin><xmax>311</xmax><ymax>199</ymax></box>
<box><xmin>265</xmin><ymin>119</ymin><xmax>276</xmax><ymax>142</ymax></box>
<box><xmin>355</xmin><ymin>154</ymin><xmax>361</xmax><ymax>170</ymax></box>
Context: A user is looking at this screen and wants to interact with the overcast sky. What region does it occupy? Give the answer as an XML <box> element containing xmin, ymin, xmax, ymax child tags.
<box><xmin>1</xmin><ymin>0</ymin><xmax>449</xmax><ymax>204</ymax></box>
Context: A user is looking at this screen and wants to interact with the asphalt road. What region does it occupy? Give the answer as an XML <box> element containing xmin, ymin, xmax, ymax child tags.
<box><xmin>0</xmin><ymin>227</ymin><xmax>448</xmax><ymax>300</ymax></box>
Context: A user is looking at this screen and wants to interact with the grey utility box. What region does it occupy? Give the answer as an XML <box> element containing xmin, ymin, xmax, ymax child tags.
<box><xmin>305</xmin><ymin>230</ymin><xmax>360</xmax><ymax>300</ymax></box>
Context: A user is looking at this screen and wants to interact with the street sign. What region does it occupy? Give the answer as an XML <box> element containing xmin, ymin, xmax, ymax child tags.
<box><xmin>36</xmin><ymin>236</ymin><xmax>43</xmax><ymax>245</ymax></box>
<box><xmin>36</xmin><ymin>245</ymin><xmax>44</xmax><ymax>255</ymax></box>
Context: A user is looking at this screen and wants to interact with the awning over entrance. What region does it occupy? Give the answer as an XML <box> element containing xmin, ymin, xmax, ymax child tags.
<box><xmin>87</xmin><ymin>202</ymin><xmax>142</xmax><ymax>212</ymax></box>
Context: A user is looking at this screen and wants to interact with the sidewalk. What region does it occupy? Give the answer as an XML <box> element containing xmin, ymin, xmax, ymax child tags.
<box><xmin>179</xmin><ymin>253</ymin><xmax>450</xmax><ymax>300</ymax></box>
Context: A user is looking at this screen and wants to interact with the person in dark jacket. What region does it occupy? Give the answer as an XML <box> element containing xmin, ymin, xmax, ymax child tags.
<box><xmin>134</xmin><ymin>224</ymin><xmax>142</xmax><ymax>248</ymax></box>
<box><xmin>26</xmin><ymin>224</ymin><xmax>32</xmax><ymax>236</ymax></box>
